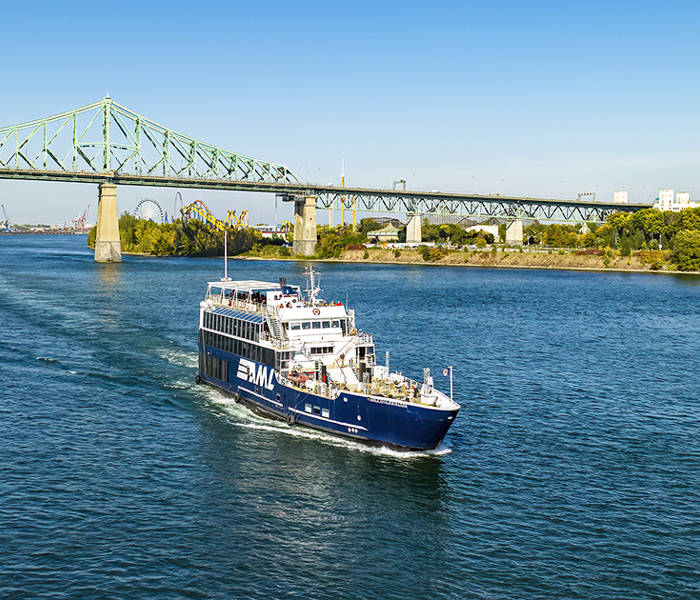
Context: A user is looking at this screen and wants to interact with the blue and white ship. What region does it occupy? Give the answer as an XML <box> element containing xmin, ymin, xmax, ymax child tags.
<box><xmin>196</xmin><ymin>268</ymin><xmax>459</xmax><ymax>450</ymax></box>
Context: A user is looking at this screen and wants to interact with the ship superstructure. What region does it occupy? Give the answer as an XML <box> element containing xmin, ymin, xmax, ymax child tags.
<box><xmin>197</xmin><ymin>269</ymin><xmax>459</xmax><ymax>450</ymax></box>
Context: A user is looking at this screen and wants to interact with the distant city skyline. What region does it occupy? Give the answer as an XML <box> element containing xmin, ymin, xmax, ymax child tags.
<box><xmin>2</xmin><ymin>0</ymin><xmax>699</xmax><ymax>225</ymax></box>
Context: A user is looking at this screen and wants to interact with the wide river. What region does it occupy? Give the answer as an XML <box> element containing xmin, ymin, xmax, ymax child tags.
<box><xmin>1</xmin><ymin>235</ymin><xmax>698</xmax><ymax>599</ymax></box>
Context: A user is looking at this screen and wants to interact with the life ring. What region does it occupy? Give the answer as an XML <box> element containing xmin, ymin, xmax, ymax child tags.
<box><xmin>313</xmin><ymin>307</ymin><xmax>320</xmax><ymax>316</ymax></box>
<box><xmin>287</xmin><ymin>412</ymin><xmax>296</xmax><ymax>425</ymax></box>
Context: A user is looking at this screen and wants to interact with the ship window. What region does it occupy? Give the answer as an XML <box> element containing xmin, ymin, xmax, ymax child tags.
<box><xmin>310</xmin><ymin>346</ymin><xmax>333</xmax><ymax>355</ymax></box>
<box><xmin>312</xmin><ymin>321</ymin><xmax>321</xmax><ymax>329</ymax></box>
<box><xmin>332</xmin><ymin>320</ymin><xmax>340</xmax><ymax>328</ymax></box>
<box><xmin>321</xmin><ymin>408</ymin><xmax>329</xmax><ymax>418</ymax></box>
<box><xmin>322</xmin><ymin>321</ymin><xmax>331</xmax><ymax>328</ymax></box>
<box><xmin>302</xmin><ymin>322</ymin><xmax>311</xmax><ymax>330</ymax></box>
<box><xmin>312</xmin><ymin>406</ymin><xmax>321</xmax><ymax>415</ymax></box>
<box><xmin>276</xmin><ymin>394</ymin><xmax>281</xmax><ymax>402</ymax></box>
<box><xmin>290</xmin><ymin>322</ymin><xmax>300</xmax><ymax>330</ymax></box>
<box><xmin>304</xmin><ymin>403</ymin><xmax>312</xmax><ymax>413</ymax></box>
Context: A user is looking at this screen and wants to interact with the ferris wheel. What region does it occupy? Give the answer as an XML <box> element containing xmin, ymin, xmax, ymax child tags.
<box><xmin>134</xmin><ymin>198</ymin><xmax>164</xmax><ymax>223</ymax></box>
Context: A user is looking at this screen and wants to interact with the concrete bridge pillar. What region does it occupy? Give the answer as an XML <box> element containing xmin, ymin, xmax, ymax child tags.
<box><xmin>505</xmin><ymin>219</ymin><xmax>524</xmax><ymax>245</ymax></box>
<box><xmin>293</xmin><ymin>195</ymin><xmax>317</xmax><ymax>255</ymax></box>
<box><xmin>94</xmin><ymin>183</ymin><xmax>122</xmax><ymax>262</ymax></box>
<box><xmin>406</xmin><ymin>212</ymin><xmax>422</xmax><ymax>244</ymax></box>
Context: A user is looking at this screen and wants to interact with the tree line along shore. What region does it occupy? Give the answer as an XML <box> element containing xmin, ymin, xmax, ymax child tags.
<box><xmin>87</xmin><ymin>208</ymin><xmax>700</xmax><ymax>273</ymax></box>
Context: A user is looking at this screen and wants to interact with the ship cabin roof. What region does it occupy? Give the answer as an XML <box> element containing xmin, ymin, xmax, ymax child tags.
<box><xmin>206</xmin><ymin>279</ymin><xmax>304</xmax><ymax>312</ymax></box>
<box><xmin>207</xmin><ymin>279</ymin><xmax>301</xmax><ymax>297</ymax></box>
<box><xmin>207</xmin><ymin>279</ymin><xmax>283</xmax><ymax>292</ymax></box>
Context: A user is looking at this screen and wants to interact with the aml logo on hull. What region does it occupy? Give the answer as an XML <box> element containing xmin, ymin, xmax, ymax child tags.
<box><xmin>237</xmin><ymin>358</ymin><xmax>275</xmax><ymax>390</ymax></box>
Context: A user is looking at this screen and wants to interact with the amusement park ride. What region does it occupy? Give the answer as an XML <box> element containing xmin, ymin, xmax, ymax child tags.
<box><xmin>180</xmin><ymin>200</ymin><xmax>249</xmax><ymax>230</ymax></box>
<box><xmin>132</xmin><ymin>194</ymin><xmax>292</xmax><ymax>235</ymax></box>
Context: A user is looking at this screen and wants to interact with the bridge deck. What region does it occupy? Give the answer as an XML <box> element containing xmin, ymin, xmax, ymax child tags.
<box><xmin>0</xmin><ymin>168</ymin><xmax>651</xmax><ymax>212</ymax></box>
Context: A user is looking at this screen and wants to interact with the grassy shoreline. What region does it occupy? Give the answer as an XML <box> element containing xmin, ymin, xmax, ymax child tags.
<box><xmin>237</xmin><ymin>246</ymin><xmax>700</xmax><ymax>275</ymax></box>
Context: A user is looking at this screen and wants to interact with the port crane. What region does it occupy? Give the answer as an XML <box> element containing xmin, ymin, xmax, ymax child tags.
<box><xmin>1</xmin><ymin>204</ymin><xmax>10</xmax><ymax>232</ymax></box>
<box><xmin>71</xmin><ymin>205</ymin><xmax>89</xmax><ymax>232</ymax></box>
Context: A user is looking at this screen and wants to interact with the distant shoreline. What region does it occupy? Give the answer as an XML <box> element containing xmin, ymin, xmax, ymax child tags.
<box><xmin>233</xmin><ymin>253</ymin><xmax>700</xmax><ymax>276</ymax></box>
<box><xmin>0</xmin><ymin>231</ymin><xmax>85</xmax><ymax>236</ymax></box>
<box><xmin>105</xmin><ymin>244</ymin><xmax>700</xmax><ymax>275</ymax></box>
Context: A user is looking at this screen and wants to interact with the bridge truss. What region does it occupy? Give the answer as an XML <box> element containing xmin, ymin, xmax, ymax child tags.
<box><xmin>0</xmin><ymin>97</ymin><xmax>652</xmax><ymax>224</ymax></box>
<box><xmin>282</xmin><ymin>189</ymin><xmax>649</xmax><ymax>223</ymax></box>
<box><xmin>0</xmin><ymin>96</ymin><xmax>296</xmax><ymax>184</ymax></box>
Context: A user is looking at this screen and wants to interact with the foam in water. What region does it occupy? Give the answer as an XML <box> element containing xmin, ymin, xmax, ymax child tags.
<box><xmin>158</xmin><ymin>347</ymin><xmax>199</xmax><ymax>368</ymax></box>
<box><xmin>206</xmin><ymin>389</ymin><xmax>452</xmax><ymax>459</ymax></box>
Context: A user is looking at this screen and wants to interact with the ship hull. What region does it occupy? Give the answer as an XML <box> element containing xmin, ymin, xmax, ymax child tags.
<box><xmin>198</xmin><ymin>344</ymin><xmax>457</xmax><ymax>451</ymax></box>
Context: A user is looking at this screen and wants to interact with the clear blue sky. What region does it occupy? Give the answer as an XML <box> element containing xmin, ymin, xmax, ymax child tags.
<box><xmin>2</xmin><ymin>0</ymin><xmax>699</xmax><ymax>225</ymax></box>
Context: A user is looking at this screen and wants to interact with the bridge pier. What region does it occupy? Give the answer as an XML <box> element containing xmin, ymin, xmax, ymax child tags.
<box><xmin>505</xmin><ymin>219</ymin><xmax>524</xmax><ymax>245</ymax></box>
<box><xmin>94</xmin><ymin>183</ymin><xmax>122</xmax><ymax>262</ymax></box>
<box><xmin>406</xmin><ymin>212</ymin><xmax>422</xmax><ymax>244</ymax></box>
<box><xmin>293</xmin><ymin>195</ymin><xmax>317</xmax><ymax>255</ymax></box>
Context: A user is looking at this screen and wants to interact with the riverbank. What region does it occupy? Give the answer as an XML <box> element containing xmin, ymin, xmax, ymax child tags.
<box><xmin>241</xmin><ymin>246</ymin><xmax>700</xmax><ymax>275</ymax></box>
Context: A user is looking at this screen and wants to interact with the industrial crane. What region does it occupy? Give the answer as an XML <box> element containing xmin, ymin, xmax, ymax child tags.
<box><xmin>71</xmin><ymin>205</ymin><xmax>90</xmax><ymax>232</ymax></box>
<box><xmin>1</xmin><ymin>204</ymin><xmax>10</xmax><ymax>232</ymax></box>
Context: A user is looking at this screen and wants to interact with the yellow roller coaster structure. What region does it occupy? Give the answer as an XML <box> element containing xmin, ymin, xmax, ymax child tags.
<box><xmin>181</xmin><ymin>200</ymin><xmax>249</xmax><ymax>230</ymax></box>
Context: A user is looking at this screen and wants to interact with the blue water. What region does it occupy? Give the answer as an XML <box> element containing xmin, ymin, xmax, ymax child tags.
<box><xmin>1</xmin><ymin>235</ymin><xmax>698</xmax><ymax>599</ymax></box>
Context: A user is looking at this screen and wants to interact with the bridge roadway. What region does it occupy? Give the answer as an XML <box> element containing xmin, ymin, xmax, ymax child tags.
<box><xmin>0</xmin><ymin>167</ymin><xmax>651</xmax><ymax>223</ymax></box>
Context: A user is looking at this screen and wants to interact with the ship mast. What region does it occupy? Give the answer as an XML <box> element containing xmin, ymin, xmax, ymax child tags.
<box><xmin>304</xmin><ymin>266</ymin><xmax>321</xmax><ymax>305</ymax></box>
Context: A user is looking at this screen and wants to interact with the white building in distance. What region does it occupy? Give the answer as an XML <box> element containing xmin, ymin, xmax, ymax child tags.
<box><xmin>614</xmin><ymin>191</ymin><xmax>629</xmax><ymax>203</ymax></box>
<box><xmin>654</xmin><ymin>189</ymin><xmax>699</xmax><ymax>212</ymax></box>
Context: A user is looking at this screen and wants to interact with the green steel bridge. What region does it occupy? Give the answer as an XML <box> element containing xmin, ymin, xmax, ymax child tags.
<box><xmin>0</xmin><ymin>97</ymin><xmax>652</xmax><ymax>259</ymax></box>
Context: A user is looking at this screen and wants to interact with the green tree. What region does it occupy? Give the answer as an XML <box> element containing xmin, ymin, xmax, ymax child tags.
<box><xmin>358</xmin><ymin>218</ymin><xmax>384</xmax><ymax>236</ymax></box>
<box><xmin>619</xmin><ymin>234</ymin><xmax>632</xmax><ymax>257</ymax></box>
<box><xmin>671</xmin><ymin>230</ymin><xmax>700</xmax><ymax>271</ymax></box>
<box><xmin>498</xmin><ymin>223</ymin><xmax>506</xmax><ymax>242</ymax></box>
<box><xmin>427</xmin><ymin>246</ymin><xmax>447</xmax><ymax>261</ymax></box>
<box><xmin>421</xmin><ymin>221</ymin><xmax>442</xmax><ymax>242</ymax></box>
<box><xmin>316</xmin><ymin>232</ymin><xmax>344</xmax><ymax>258</ymax></box>
<box><xmin>608</xmin><ymin>212</ymin><xmax>632</xmax><ymax>234</ymax></box>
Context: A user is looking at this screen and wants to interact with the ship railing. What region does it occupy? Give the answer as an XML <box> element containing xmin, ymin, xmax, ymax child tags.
<box><xmin>278</xmin><ymin>375</ymin><xmax>340</xmax><ymax>400</ymax></box>
<box><xmin>206</xmin><ymin>296</ymin><xmax>267</xmax><ymax>314</ymax></box>
<box><xmin>259</xmin><ymin>332</ymin><xmax>300</xmax><ymax>349</ymax></box>
<box><xmin>357</xmin><ymin>334</ymin><xmax>373</xmax><ymax>345</ymax></box>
